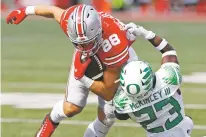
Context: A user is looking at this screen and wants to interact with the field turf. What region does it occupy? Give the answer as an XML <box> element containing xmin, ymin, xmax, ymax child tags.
<box><xmin>1</xmin><ymin>19</ymin><xmax>206</xmax><ymax>137</ymax></box>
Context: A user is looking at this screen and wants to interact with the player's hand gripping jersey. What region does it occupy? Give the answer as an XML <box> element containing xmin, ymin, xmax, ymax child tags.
<box><xmin>114</xmin><ymin>63</ymin><xmax>184</xmax><ymax>133</ymax></box>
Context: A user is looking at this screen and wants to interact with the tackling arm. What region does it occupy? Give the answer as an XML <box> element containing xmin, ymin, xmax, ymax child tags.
<box><xmin>125</xmin><ymin>22</ymin><xmax>179</xmax><ymax>65</ymax></box>
<box><xmin>148</xmin><ymin>36</ymin><xmax>179</xmax><ymax>65</ymax></box>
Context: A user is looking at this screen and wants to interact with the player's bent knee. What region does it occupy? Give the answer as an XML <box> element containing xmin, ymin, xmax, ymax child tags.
<box><xmin>63</xmin><ymin>101</ymin><xmax>83</xmax><ymax>117</ymax></box>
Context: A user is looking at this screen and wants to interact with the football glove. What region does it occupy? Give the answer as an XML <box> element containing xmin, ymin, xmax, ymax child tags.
<box><xmin>125</xmin><ymin>22</ymin><xmax>155</xmax><ymax>40</ymax></box>
<box><xmin>74</xmin><ymin>51</ymin><xmax>91</xmax><ymax>80</ymax></box>
<box><xmin>6</xmin><ymin>7</ymin><xmax>27</xmax><ymax>24</ymax></box>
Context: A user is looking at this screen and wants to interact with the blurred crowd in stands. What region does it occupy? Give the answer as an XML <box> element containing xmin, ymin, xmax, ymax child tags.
<box><xmin>1</xmin><ymin>0</ymin><xmax>206</xmax><ymax>14</ymax></box>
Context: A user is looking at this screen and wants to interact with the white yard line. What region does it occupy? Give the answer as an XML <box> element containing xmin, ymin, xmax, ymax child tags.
<box><xmin>3</xmin><ymin>82</ymin><xmax>206</xmax><ymax>93</ymax></box>
<box><xmin>1</xmin><ymin>92</ymin><xmax>206</xmax><ymax>109</ymax></box>
<box><xmin>5</xmin><ymin>82</ymin><xmax>66</xmax><ymax>89</ymax></box>
<box><xmin>184</xmin><ymin>104</ymin><xmax>206</xmax><ymax>109</ymax></box>
<box><xmin>1</xmin><ymin>118</ymin><xmax>206</xmax><ymax>130</ymax></box>
<box><xmin>4</xmin><ymin>82</ymin><xmax>206</xmax><ymax>90</ymax></box>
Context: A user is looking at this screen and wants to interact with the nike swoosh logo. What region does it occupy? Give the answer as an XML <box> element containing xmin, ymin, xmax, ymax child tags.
<box><xmin>16</xmin><ymin>10</ymin><xmax>21</xmax><ymax>14</ymax></box>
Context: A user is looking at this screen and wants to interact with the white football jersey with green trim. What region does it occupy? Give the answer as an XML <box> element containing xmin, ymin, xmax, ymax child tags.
<box><xmin>114</xmin><ymin>63</ymin><xmax>185</xmax><ymax>133</ymax></box>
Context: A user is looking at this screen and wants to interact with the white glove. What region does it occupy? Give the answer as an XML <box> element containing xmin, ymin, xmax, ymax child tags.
<box><xmin>125</xmin><ymin>22</ymin><xmax>156</xmax><ymax>40</ymax></box>
<box><xmin>125</xmin><ymin>22</ymin><xmax>138</xmax><ymax>41</ymax></box>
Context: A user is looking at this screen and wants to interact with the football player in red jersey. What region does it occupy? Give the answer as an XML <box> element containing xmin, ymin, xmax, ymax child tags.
<box><xmin>6</xmin><ymin>5</ymin><xmax>139</xmax><ymax>137</ymax></box>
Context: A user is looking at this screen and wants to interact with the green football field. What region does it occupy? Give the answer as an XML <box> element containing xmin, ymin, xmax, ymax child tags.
<box><xmin>1</xmin><ymin>19</ymin><xmax>206</xmax><ymax>137</ymax></box>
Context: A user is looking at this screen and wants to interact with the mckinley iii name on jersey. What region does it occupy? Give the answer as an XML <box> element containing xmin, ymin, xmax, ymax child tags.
<box><xmin>114</xmin><ymin>63</ymin><xmax>184</xmax><ymax>133</ymax></box>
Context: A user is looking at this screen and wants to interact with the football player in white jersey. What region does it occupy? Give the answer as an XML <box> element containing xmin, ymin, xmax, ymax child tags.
<box><xmin>114</xmin><ymin>23</ymin><xmax>194</xmax><ymax>137</ymax></box>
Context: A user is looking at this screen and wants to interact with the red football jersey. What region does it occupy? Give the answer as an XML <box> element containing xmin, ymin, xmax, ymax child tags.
<box><xmin>60</xmin><ymin>5</ymin><xmax>134</xmax><ymax>68</ymax></box>
<box><xmin>97</xmin><ymin>12</ymin><xmax>132</xmax><ymax>68</ymax></box>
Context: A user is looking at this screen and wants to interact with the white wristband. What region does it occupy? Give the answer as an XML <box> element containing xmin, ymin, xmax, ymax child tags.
<box><xmin>25</xmin><ymin>6</ymin><xmax>35</xmax><ymax>15</ymax></box>
<box><xmin>156</xmin><ymin>39</ymin><xmax>168</xmax><ymax>51</ymax></box>
<box><xmin>79</xmin><ymin>75</ymin><xmax>94</xmax><ymax>88</ymax></box>
<box><xmin>162</xmin><ymin>50</ymin><xmax>177</xmax><ymax>58</ymax></box>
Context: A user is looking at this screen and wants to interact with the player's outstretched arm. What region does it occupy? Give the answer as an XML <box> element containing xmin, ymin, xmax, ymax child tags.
<box><xmin>34</xmin><ymin>5</ymin><xmax>64</xmax><ymax>23</ymax></box>
<box><xmin>6</xmin><ymin>5</ymin><xmax>64</xmax><ymax>24</ymax></box>
<box><xmin>125</xmin><ymin>22</ymin><xmax>178</xmax><ymax>65</ymax></box>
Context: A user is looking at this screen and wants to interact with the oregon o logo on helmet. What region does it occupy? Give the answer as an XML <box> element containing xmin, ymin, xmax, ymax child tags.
<box><xmin>126</xmin><ymin>84</ymin><xmax>140</xmax><ymax>95</ymax></box>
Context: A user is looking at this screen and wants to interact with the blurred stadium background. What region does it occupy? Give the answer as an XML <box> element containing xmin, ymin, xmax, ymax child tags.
<box><xmin>1</xmin><ymin>0</ymin><xmax>206</xmax><ymax>137</ymax></box>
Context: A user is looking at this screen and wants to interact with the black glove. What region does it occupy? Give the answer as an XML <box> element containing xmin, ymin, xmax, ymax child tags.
<box><xmin>114</xmin><ymin>110</ymin><xmax>130</xmax><ymax>120</ymax></box>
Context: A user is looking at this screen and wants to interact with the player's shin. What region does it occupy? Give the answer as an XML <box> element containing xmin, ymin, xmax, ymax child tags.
<box><xmin>50</xmin><ymin>100</ymin><xmax>67</xmax><ymax>123</ymax></box>
<box><xmin>35</xmin><ymin>114</ymin><xmax>59</xmax><ymax>137</ymax></box>
<box><xmin>83</xmin><ymin>118</ymin><xmax>115</xmax><ymax>137</ymax></box>
<box><xmin>35</xmin><ymin>100</ymin><xmax>67</xmax><ymax>137</ymax></box>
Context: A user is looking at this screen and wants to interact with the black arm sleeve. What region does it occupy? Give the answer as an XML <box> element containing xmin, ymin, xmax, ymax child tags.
<box><xmin>114</xmin><ymin>110</ymin><xmax>130</xmax><ymax>120</ymax></box>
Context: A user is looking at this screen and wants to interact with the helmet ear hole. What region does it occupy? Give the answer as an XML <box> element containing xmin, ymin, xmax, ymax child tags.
<box><xmin>87</xmin><ymin>13</ymin><xmax>90</xmax><ymax>18</ymax></box>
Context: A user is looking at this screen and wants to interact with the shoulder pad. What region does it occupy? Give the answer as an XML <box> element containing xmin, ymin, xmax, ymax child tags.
<box><xmin>161</xmin><ymin>63</ymin><xmax>182</xmax><ymax>85</ymax></box>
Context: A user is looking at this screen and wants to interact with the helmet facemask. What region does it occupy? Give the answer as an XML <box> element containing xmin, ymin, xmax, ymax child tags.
<box><xmin>72</xmin><ymin>29</ymin><xmax>103</xmax><ymax>56</ymax></box>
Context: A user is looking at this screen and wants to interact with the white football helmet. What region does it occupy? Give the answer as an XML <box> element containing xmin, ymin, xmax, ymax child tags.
<box><xmin>120</xmin><ymin>61</ymin><xmax>154</xmax><ymax>100</ymax></box>
<box><xmin>61</xmin><ymin>4</ymin><xmax>102</xmax><ymax>56</ymax></box>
